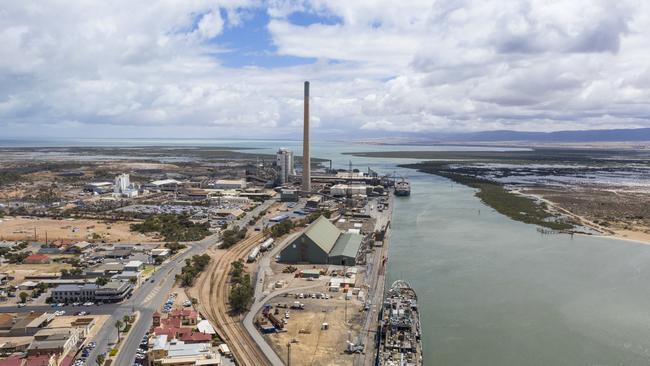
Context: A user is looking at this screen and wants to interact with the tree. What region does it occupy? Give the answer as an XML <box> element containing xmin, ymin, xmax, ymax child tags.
<box><xmin>96</xmin><ymin>276</ymin><xmax>109</xmax><ymax>286</ymax></box>
<box><xmin>95</xmin><ymin>354</ymin><xmax>105</xmax><ymax>366</ymax></box>
<box><xmin>229</xmin><ymin>274</ymin><xmax>253</xmax><ymax>313</ymax></box>
<box><xmin>19</xmin><ymin>292</ymin><xmax>29</xmax><ymax>303</ymax></box>
<box><xmin>115</xmin><ymin>320</ymin><xmax>123</xmax><ymax>341</ymax></box>
<box><xmin>60</xmin><ymin>268</ymin><xmax>69</xmax><ymax>278</ymax></box>
<box><xmin>123</xmin><ymin>315</ymin><xmax>130</xmax><ymax>324</ymax></box>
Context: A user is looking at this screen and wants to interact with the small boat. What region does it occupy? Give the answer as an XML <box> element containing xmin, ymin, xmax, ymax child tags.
<box><xmin>377</xmin><ymin>280</ymin><xmax>422</xmax><ymax>366</ymax></box>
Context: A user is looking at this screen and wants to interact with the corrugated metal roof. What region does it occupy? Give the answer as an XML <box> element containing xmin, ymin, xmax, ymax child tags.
<box><xmin>329</xmin><ymin>233</ymin><xmax>363</xmax><ymax>259</ymax></box>
<box><xmin>304</xmin><ymin>216</ymin><xmax>341</xmax><ymax>254</ymax></box>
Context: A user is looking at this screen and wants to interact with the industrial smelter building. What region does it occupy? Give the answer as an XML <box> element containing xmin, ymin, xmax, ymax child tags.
<box><xmin>280</xmin><ymin>216</ymin><xmax>363</xmax><ymax>265</ymax></box>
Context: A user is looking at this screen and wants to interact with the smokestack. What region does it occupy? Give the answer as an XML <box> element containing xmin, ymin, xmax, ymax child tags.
<box><xmin>302</xmin><ymin>81</ymin><xmax>311</xmax><ymax>192</ymax></box>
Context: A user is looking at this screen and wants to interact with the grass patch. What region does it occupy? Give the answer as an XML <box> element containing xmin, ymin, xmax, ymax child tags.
<box><xmin>130</xmin><ymin>214</ymin><xmax>210</xmax><ymax>241</ymax></box>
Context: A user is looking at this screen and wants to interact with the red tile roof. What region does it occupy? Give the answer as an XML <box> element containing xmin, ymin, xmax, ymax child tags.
<box><xmin>160</xmin><ymin>318</ymin><xmax>181</xmax><ymax>328</ymax></box>
<box><xmin>59</xmin><ymin>354</ymin><xmax>74</xmax><ymax>366</ymax></box>
<box><xmin>0</xmin><ymin>356</ymin><xmax>22</xmax><ymax>366</ymax></box>
<box><xmin>24</xmin><ymin>254</ymin><xmax>50</xmax><ymax>264</ymax></box>
<box><xmin>25</xmin><ymin>355</ymin><xmax>52</xmax><ymax>366</ymax></box>
<box><xmin>180</xmin><ymin>331</ymin><xmax>212</xmax><ymax>343</ymax></box>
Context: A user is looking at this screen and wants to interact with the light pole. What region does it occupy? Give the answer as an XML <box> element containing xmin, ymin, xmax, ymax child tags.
<box><xmin>286</xmin><ymin>342</ymin><xmax>291</xmax><ymax>366</ymax></box>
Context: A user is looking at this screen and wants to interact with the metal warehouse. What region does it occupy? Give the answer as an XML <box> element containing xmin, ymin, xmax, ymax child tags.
<box><xmin>280</xmin><ymin>216</ymin><xmax>363</xmax><ymax>265</ymax></box>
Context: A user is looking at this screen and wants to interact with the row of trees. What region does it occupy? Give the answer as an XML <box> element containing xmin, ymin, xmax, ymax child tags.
<box><xmin>221</xmin><ymin>227</ymin><xmax>247</xmax><ymax>248</ymax></box>
<box><xmin>229</xmin><ymin>260</ymin><xmax>253</xmax><ymax>313</ymax></box>
<box><xmin>268</xmin><ymin>220</ymin><xmax>294</xmax><ymax>238</ymax></box>
<box><xmin>130</xmin><ymin>214</ymin><xmax>211</xmax><ymax>241</ymax></box>
<box><xmin>164</xmin><ymin>241</ymin><xmax>186</xmax><ymax>254</ymax></box>
<box><xmin>177</xmin><ymin>254</ymin><xmax>211</xmax><ymax>287</ymax></box>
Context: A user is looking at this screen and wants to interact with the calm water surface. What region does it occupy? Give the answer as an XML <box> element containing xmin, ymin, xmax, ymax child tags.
<box><xmin>4</xmin><ymin>138</ymin><xmax>650</xmax><ymax>365</ymax></box>
<box><xmin>389</xmin><ymin>171</ymin><xmax>650</xmax><ymax>366</ymax></box>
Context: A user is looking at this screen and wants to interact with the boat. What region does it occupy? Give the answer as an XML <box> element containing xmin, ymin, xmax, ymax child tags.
<box><xmin>395</xmin><ymin>179</ymin><xmax>410</xmax><ymax>196</ymax></box>
<box><xmin>377</xmin><ymin>280</ymin><xmax>422</xmax><ymax>366</ymax></box>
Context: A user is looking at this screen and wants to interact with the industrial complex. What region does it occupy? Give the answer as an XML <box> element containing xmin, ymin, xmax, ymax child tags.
<box><xmin>0</xmin><ymin>81</ymin><xmax>405</xmax><ymax>366</ymax></box>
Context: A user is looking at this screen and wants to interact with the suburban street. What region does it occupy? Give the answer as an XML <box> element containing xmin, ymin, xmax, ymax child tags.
<box><xmin>108</xmin><ymin>198</ymin><xmax>275</xmax><ymax>366</ymax></box>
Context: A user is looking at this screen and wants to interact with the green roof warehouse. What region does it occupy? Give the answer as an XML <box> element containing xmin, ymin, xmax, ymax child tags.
<box><xmin>279</xmin><ymin>216</ymin><xmax>363</xmax><ymax>266</ymax></box>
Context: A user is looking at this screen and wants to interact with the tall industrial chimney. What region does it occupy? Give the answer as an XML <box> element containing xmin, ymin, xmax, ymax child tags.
<box><xmin>302</xmin><ymin>81</ymin><xmax>311</xmax><ymax>192</ymax></box>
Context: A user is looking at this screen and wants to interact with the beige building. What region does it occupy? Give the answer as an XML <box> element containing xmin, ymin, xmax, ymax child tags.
<box><xmin>149</xmin><ymin>335</ymin><xmax>221</xmax><ymax>366</ymax></box>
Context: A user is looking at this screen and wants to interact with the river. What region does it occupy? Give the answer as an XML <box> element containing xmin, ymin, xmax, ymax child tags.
<box><xmin>4</xmin><ymin>138</ymin><xmax>650</xmax><ymax>365</ymax></box>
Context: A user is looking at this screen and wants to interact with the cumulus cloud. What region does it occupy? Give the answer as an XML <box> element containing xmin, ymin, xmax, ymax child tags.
<box><xmin>1</xmin><ymin>0</ymin><xmax>650</xmax><ymax>137</ymax></box>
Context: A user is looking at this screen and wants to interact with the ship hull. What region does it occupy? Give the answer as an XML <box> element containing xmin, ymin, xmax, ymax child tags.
<box><xmin>377</xmin><ymin>280</ymin><xmax>422</xmax><ymax>366</ymax></box>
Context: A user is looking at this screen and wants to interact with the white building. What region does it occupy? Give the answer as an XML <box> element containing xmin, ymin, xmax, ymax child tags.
<box><xmin>211</xmin><ymin>179</ymin><xmax>247</xmax><ymax>190</ymax></box>
<box><xmin>331</xmin><ymin>184</ymin><xmax>367</xmax><ymax>197</ymax></box>
<box><xmin>276</xmin><ymin>148</ymin><xmax>294</xmax><ymax>184</ymax></box>
<box><xmin>114</xmin><ymin>174</ymin><xmax>130</xmax><ymax>194</ymax></box>
<box><xmin>113</xmin><ymin>173</ymin><xmax>138</xmax><ymax>198</ymax></box>
<box><xmin>144</xmin><ymin>179</ymin><xmax>181</xmax><ymax>192</ymax></box>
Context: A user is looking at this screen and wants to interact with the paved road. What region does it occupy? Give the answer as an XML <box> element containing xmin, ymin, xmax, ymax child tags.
<box><xmin>86</xmin><ymin>235</ymin><xmax>217</xmax><ymax>366</ymax></box>
<box><xmin>0</xmin><ymin>303</ymin><xmax>120</xmax><ymax>314</ymax></box>
<box><xmin>109</xmin><ymin>198</ymin><xmax>276</xmax><ymax>366</ymax></box>
<box><xmin>244</xmin><ymin>281</ymin><xmax>322</xmax><ymax>366</ymax></box>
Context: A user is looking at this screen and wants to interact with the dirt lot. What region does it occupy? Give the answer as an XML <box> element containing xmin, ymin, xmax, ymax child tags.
<box><xmin>0</xmin><ymin>216</ymin><xmax>160</xmax><ymax>242</ymax></box>
<box><xmin>0</xmin><ymin>263</ymin><xmax>73</xmax><ymax>285</ymax></box>
<box><xmin>261</xmin><ymin>290</ymin><xmax>365</xmax><ymax>366</ymax></box>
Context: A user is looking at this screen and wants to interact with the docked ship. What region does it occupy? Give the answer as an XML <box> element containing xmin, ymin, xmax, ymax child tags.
<box><xmin>377</xmin><ymin>280</ymin><xmax>422</xmax><ymax>366</ymax></box>
<box><xmin>395</xmin><ymin>179</ymin><xmax>411</xmax><ymax>196</ymax></box>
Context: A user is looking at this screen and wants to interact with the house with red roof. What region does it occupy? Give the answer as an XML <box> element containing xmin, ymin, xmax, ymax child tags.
<box><xmin>23</xmin><ymin>254</ymin><xmax>51</xmax><ymax>265</ymax></box>
<box><xmin>0</xmin><ymin>356</ymin><xmax>22</xmax><ymax>366</ymax></box>
<box><xmin>169</xmin><ymin>308</ymin><xmax>198</xmax><ymax>326</ymax></box>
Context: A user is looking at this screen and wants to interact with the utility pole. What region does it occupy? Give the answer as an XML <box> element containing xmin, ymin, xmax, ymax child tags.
<box><xmin>286</xmin><ymin>342</ymin><xmax>291</xmax><ymax>366</ymax></box>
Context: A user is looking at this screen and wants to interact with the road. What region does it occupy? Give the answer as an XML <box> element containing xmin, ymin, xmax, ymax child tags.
<box><xmin>82</xmin><ymin>199</ymin><xmax>276</xmax><ymax>366</ymax></box>
<box><xmin>87</xmin><ymin>233</ymin><xmax>217</xmax><ymax>366</ymax></box>
<box><xmin>0</xmin><ymin>303</ymin><xmax>119</xmax><ymax>314</ymax></box>
<box><xmin>357</xmin><ymin>194</ymin><xmax>393</xmax><ymax>366</ymax></box>
<box><xmin>244</xmin><ymin>283</ymin><xmax>323</xmax><ymax>366</ymax></box>
<box><xmin>109</xmin><ymin>198</ymin><xmax>276</xmax><ymax>366</ymax></box>
<box><xmin>241</xmin><ymin>230</ymin><xmax>321</xmax><ymax>366</ymax></box>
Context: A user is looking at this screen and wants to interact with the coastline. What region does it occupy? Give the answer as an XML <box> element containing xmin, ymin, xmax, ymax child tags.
<box><xmin>518</xmin><ymin>191</ymin><xmax>650</xmax><ymax>245</ymax></box>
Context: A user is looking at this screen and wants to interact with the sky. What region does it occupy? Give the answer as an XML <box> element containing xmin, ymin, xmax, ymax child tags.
<box><xmin>1</xmin><ymin>0</ymin><xmax>650</xmax><ymax>139</ymax></box>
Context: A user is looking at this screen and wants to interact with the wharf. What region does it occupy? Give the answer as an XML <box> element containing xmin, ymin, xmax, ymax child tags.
<box><xmin>356</xmin><ymin>191</ymin><xmax>394</xmax><ymax>366</ymax></box>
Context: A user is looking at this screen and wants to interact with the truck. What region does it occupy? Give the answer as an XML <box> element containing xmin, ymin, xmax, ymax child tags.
<box><xmin>290</xmin><ymin>301</ymin><xmax>305</xmax><ymax>310</ymax></box>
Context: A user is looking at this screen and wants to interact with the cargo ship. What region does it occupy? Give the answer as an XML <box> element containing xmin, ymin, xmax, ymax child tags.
<box><xmin>377</xmin><ymin>280</ymin><xmax>422</xmax><ymax>366</ymax></box>
<box><xmin>395</xmin><ymin>179</ymin><xmax>410</xmax><ymax>196</ymax></box>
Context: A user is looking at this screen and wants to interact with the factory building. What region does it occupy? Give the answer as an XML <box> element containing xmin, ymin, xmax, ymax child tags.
<box><xmin>113</xmin><ymin>173</ymin><xmax>138</xmax><ymax>198</ymax></box>
<box><xmin>330</xmin><ymin>184</ymin><xmax>368</xmax><ymax>197</ymax></box>
<box><xmin>280</xmin><ymin>189</ymin><xmax>299</xmax><ymax>202</ymax></box>
<box><xmin>114</xmin><ymin>173</ymin><xmax>130</xmax><ymax>194</ymax></box>
<box><xmin>83</xmin><ymin>182</ymin><xmax>112</xmax><ymax>194</ymax></box>
<box><xmin>144</xmin><ymin>179</ymin><xmax>181</xmax><ymax>192</ymax></box>
<box><xmin>210</xmin><ymin>179</ymin><xmax>247</xmax><ymax>190</ymax></box>
<box><xmin>276</xmin><ymin>148</ymin><xmax>295</xmax><ymax>184</ymax></box>
<box><xmin>280</xmin><ymin>216</ymin><xmax>363</xmax><ymax>266</ymax></box>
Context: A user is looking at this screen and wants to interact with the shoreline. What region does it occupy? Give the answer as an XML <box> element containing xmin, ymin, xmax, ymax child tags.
<box><xmin>513</xmin><ymin>190</ymin><xmax>650</xmax><ymax>246</ymax></box>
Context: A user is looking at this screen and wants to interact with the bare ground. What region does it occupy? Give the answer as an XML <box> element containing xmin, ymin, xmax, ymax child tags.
<box><xmin>521</xmin><ymin>186</ymin><xmax>650</xmax><ymax>244</ymax></box>
<box><xmin>0</xmin><ymin>216</ymin><xmax>160</xmax><ymax>242</ymax></box>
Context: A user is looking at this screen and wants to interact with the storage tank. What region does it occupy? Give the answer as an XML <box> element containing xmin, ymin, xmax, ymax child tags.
<box><xmin>260</xmin><ymin>238</ymin><xmax>274</xmax><ymax>252</ymax></box>
<box><xmin>247</xmin><ymin>246</ymin><xmax>260</xmax><ymax>262</ymax></box>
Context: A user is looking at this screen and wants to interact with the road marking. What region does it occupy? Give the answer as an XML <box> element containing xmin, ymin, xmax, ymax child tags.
<box><xmin>144</xmin><ymin>286</ymin><xmax>161</xmax><ymax>303</ymax></box>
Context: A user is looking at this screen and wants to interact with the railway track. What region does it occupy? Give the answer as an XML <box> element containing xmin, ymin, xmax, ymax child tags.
<box><xmin>193</xmin><ymin>231</ymin><xmax>271</xmax><ymax>366</ymax></box>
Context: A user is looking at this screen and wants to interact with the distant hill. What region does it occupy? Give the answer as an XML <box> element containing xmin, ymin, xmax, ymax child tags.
<box><xmin>418</xmin><ymin>128</ymin><xmax>650</xmax><ymax>143</ymax></box>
